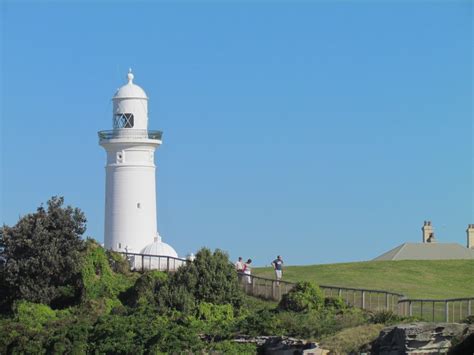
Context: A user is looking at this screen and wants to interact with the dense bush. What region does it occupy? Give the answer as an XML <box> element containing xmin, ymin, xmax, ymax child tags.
<box><xmin>119</xmin><ymin>270</ymin><xmax>167</xmax><ymax>309</ymax></box>
<box><xmin>279</xmin><ymin>281</ymin><xmax>324</xmax><ymax>312</ymax></box>
<box><xmin>367</xmin><ymin>309</ymin><xmax>414</xmax><ymax>325</ymax></box>
<box><xmin>0</xmin><ymin>196</ymin><xmax>86</xmax><ymax>311</ymax></box>
<box><xmin>14</xmin><ymin>301</ymin><xmax>58</xmax><ymax>331</ymax></box>
<box><xmin>169</xmin><ymin>248</ymin><xmax>244</xmax><ymax>308</ymax></box>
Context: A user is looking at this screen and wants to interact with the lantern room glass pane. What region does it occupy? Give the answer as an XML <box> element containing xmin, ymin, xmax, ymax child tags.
<box><xmin>113</xmin><ymin>113</ymin><xmax>134</xmax><ymax>128</ymax></box>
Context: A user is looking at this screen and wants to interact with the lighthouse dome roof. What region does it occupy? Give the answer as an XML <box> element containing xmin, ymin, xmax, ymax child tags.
<box><xmin>113</xmin><ymin>69</ymin><xmax>148</xmax><ymax>100</ymax></box>
<box><xmin>140</xmin><ymin>235</ymin><xmax>178</xmax><ymax>258</ymax></box>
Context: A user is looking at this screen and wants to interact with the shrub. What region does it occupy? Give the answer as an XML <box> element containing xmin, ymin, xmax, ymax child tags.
<box><xmin>319</xmin><ymin>323</ymin><xmax>385</xmax><ymax>354</ymax></box>
<box><xmin>324</xmin><ymin>297</ymin><xmax>347</xmax><ymax>312</ymax></box>
<box><xmin>279</xmin><ymin>281</ymin><xmax>324</xmax><ymax>313</ymax></box>
<box><xmin>119</xmin><ymin>270</ymin><xmax>167</xmax><ymax>309</ymax></box>
<box><xmin>14</xmin><ymin>301</ymin><xmax>57</xmax><ymax>331</ymax></box>
<box><xmin>81</xmin><ymin>240</ymin><xmax>127</xmax><ymax>301</ymax></box>
<box><xmin>368</xmin><ymin>310</ymin><xmax>407</xmax><ymax>325</ymax></box>
<box><xmin>107</xmin><ymin>250</ymin><xmax>132</xmax><ymax>275</ymax></box>
<box><xmin>0</xmin><ymin>196</ymin><xmax>86</xmax><ymax>310</ymax></box>
<box><xmin>238</xmin><ymin>308</ymin><xmax>281</xmax><ymax>336</ymax></box>
<box><xmin>160</xmin><ymin>248</ymin><xmax>243</xmax><ymax>312</ymax></box>
<box><xmin>206</xmin><ymin>340</ymin><xmax>257</xmax><ymax>354</ymax></box>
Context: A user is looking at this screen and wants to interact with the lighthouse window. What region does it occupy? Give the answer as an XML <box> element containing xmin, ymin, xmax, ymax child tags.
<box><xmin>113</xmin><ymin>113</ymin><xmax>134</xmax><ymax>128</ymax></box>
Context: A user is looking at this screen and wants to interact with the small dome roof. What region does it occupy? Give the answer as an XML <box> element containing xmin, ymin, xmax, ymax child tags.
<box><xmin>113</xmin><ymin>69</ymin><xmax>148</xmax><ymax>100</ymax></box>
<box><xmin>140</xmin><ymin>235</ymin><xmax>178</xmax><ymax>258</ymax></box>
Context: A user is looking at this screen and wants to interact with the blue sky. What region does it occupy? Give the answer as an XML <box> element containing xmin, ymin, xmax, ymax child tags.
<box><xmin>1</xmin><ymin>1</ymin><xmax>472</xmax><ymax>266</ymax></box>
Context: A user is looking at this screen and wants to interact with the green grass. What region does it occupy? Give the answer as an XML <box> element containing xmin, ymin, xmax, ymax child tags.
<box><xmin>254</xmin><ymin>260</ymin><xmax>474</xmax><ymax>299</ymax></box>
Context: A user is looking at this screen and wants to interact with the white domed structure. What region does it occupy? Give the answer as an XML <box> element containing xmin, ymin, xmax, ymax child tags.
<box><xmin>135</xmin><ymin>235</ymin><xmax>184</xmax><ymax>271</ymax></box>
<box><xmin>141</xmin><ymin>235</ymin><xmax>178</xmax><ymax>257</ymax></box>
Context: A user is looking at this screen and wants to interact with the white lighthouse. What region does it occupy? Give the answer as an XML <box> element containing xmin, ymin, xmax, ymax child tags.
<box><xmin>99</xmin><ymin>70</ymin><xmax>178</xmax><ymax>265</ymax></box>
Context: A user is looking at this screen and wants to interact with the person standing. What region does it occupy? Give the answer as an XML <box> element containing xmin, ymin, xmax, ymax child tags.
<box><xmin>235</xmin><ymin>257</ymin><xmax>244</xmax><ymax>272</ymax></box>
<box><xmin>272</xmin><ymin>255</ymin><xmax>284</xmax><ymax>285</ymax></box>
<box><xmin>243</xmin><ymin>259</ymin><xmax>252</xmax><ymax>284</ymax></box>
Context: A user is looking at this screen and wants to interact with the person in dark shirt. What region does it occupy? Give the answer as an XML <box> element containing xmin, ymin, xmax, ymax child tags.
<box><xmin>272</xmin><ymin>255</ymin><xmax>284</xmax><ymax>285</ymax></box>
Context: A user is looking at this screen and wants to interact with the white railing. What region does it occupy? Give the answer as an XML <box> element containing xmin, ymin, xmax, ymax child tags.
<box><xmin>98</xmin><ymin>129</ymin><xmax>162</xmax><ymax>141</ymax></box>
<box><xmin>116</xmin><ymin>251</ymin><xmax>187</xmax><ymax>272</ymax></box>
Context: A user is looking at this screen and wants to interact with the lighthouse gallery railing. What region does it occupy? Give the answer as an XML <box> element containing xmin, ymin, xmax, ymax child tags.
<box><xmin>98</xmin><ymin>130</ymin><xmax>163</xmax><ymax>140</ymax></box>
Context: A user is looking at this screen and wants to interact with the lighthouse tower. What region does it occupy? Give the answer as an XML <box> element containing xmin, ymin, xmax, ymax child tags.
<box><xmin>99</xmin><ymin>70</ymin><xmax>178</xmax><ymax>261</ymax></box>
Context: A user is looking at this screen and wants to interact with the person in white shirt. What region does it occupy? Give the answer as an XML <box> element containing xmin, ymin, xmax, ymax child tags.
<box><xmin>243</xmin><ymin>259</ymin><xmax>252</xmax><ymax>284</ymax></box>
<box><xmin>235</xmin><ymin>257</ymin><xmax>244</xmax><ymax>272</ymax></box>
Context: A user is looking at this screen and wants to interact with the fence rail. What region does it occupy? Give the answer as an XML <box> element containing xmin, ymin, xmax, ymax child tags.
<box><xmin>239</xmin><ymin>273</ymin><xmax>473</xmax><ymax>322</ymax></box>
<box><xmin>398</xmin><ymin>298</ymin><xmax>474</xmax><ymax>323</ymax></box>
<box><xmin>116</xmin><ymin>251</ymin><xmax>187</xmax><ymax>272</ymax></box>
<box><xmin>114</xmin><ymin>252</ymin><xmax>473</xmax><ymax>323</ymax></box>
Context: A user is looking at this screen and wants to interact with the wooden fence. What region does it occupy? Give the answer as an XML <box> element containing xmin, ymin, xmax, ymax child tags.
<box><xmin>398</xmin><ymin>298</ymin><xmax>474</xmax><ymax>323</ymax></box>
<box><xmin>239</xmin><ymin>273</ymin><xmax>473</xmax><ymax>322</ymax></box>
<box><xmin>114</xmin><ymin>252</ymin><xmax>473</xmax><ymax>322</ymax></box>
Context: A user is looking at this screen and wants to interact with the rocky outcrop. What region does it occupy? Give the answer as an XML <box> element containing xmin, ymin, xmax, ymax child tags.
<box><xmin>371</xmin><ymin>322</ymin><xmax>474</xmax><ymax>354</ymax></box>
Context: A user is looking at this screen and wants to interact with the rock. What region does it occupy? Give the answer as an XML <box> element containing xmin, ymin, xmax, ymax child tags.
<box><xmin>371</xmin><ymin>322</ymin><xmax>474</xmax><ymax>354</ymax></box>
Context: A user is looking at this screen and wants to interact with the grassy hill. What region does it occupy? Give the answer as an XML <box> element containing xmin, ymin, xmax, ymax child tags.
<box><xmin>254</xmin><ymin>259</ymin><xmax>474</xmax><ymax>299</ymax></box>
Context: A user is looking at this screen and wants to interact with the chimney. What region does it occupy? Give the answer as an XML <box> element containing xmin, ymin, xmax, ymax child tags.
<box><xmin>422</xmin><ymin>221</ymin><xmax>433</xmax><ymax>243</ymax></box>
<box><xmin>467</xmin><ymin>224</ymin><xmax>474</xmax><ymax>249</ymax></box>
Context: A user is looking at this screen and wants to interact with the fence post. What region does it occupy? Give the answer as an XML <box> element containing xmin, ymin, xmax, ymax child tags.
<box><xmin>409</xmin><ymin>301</ymin><xmax>413</xmax><ymax>317</ymax></box>
<box><xmin>385</xmin><ymin>293</ymin><xmax>389</xmax><ymax>310</ymax></box>
<box><xmin>420</xmin><ymin>301</ymin><xmax>423</xmax><ymax>320</ymax></box>
<box><xmin>141</xmin><ymin>254</ymin><xmax>144</xmax><ymax>272</ymax></box>
<box><xmin>338</xmin><ymin>288</ymin><xmax>342</xmax><ymax>298</ymax></box>
<box><xmin>362</xmin><ymin>291</ymin><xmax>366</xmax><ymax>309</ymax></box>
<box><xmin>167</xmin><ymin>257</ymin><xmax>170</xmax><ymax>272</ymax></box>
<box><xmin>469</xmin><ymin>300</ymin><xmax>472</xmax><ymax>316</ymax></box>
<box><xmin>445</xmin><ymin>301</ymin><xmax>449</xmax><ymax>322</ymax></box>
<box><xmin>432</xmin><ymin>302</ymin><xmax>435</xmax><ymax>322</ymax></box>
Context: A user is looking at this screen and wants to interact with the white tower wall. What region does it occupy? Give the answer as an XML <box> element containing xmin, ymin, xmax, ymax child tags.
<box><xmin>102</xmin><ymin>142</ymin><xmax>159</xmax><ymax>253</ymax></box>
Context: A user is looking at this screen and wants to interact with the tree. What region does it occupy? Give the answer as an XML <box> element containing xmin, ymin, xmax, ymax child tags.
<box><xmin>0</xmin><ymin>196</ymin><xmax>86</xmax><ymax>310</ymax></box>
<box><xmin>163</xmin><ymin>248</ymin><xmax>243</xmax><ymax>311</ymax></box>
<box><xmin>278</xmin><ymin>281</ymin><xmax>324</xmax><ymax>313</ymax></box>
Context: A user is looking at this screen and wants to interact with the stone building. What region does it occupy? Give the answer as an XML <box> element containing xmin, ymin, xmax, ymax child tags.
<box><xmin>373</xmin><ymin>222</ymin><xmax>474</xmax><ymax>261</ymax></box>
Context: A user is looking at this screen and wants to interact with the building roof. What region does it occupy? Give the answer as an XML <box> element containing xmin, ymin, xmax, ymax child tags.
<box><xmin>373</xmin><ymin>242</ymin><xmax>474</xmax><ymax>261</ymax></box>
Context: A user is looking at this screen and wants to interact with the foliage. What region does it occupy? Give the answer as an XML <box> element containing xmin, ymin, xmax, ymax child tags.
<box><xmin>279</xmin><ymin>281</ymin><xmax>324</xmax><ymax>312</ymax></box>
<box><xmin>106</xmin><ymin>249</ymin><xmax>132</xmax><ymax>275</ymax></box>
<box><xmin>319</xmin><ymin>324</ymin><xmax>385</xmax><ymax>355</ymax></box>
<box><xmin>324</xmin><ymin>296</ymin><xmax>347</xmax><ymax>311</ymax></box>
<box><xmin>119</xmin><ymin>270</ymin><xmax>167</xmax><ymax>309</ymax></box>
<box><xmin>275</xmin><ymin>307</ymin><xmax>367</xmax><ymax>340</ymax></box>
<box><xmin>237</xmin><ymin>308</ymin><xmax>281</xmax><ymax>336</ymax></box>
<box><xmin>368</xmin><ymin>309</ymin><xmax>401</xmax><ymax>324</ymax></box>
<box><xmin>1</xmin><ymin>198</ymin><xmax>421</xmax><ymax>353</ymax></box>
<box><xmin>461</xmin><ymin>315</ymin><xmax>474</xmax><ymax>324</ymax></box>
<box><xmin>206</xmin><ymin>340</ymin><xmax>257</xmax><ymax>354</ymax></box>
<box><xmin>14</xmin><ymin>301</ymin><xmax>57</xmax><ymax>331</ymax></box>
<box><xmin>168</xmin><ymin>248</ymin><xmax>244</xmax><ymax>308</ymax></box>
<box><xmin>89</xmin><ymin>312</ymin><xmax>204</xmax><ymax>354</ymax></box>
<box><xmin>81</xmin><ymin>239</ymin><xmax>134</xmax><ymax>301</ymax></box>
<box><xmin>140</xmin><ymin>247</ymin><xmax>245</xmax><ymax>315</ymax></box>
<box><xmin>0</xmin><ymin>196</ymin><xmax>86</xmax><ymax>310</ymax></box>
